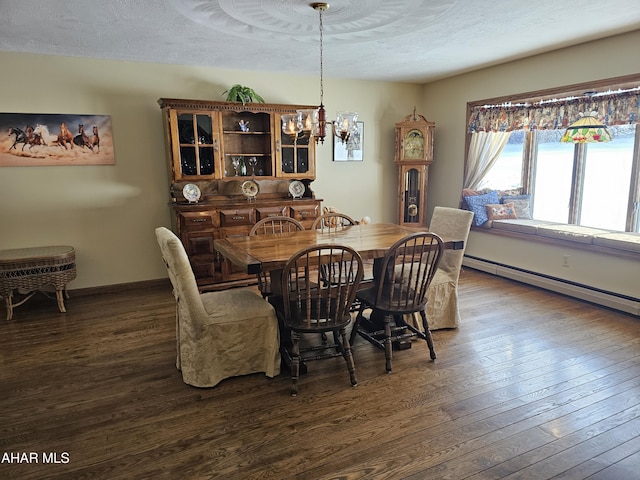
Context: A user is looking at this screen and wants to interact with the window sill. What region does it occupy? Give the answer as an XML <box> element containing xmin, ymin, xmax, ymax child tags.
<box><xmin>472</xmin><ymin>219</ymin><xmax>640</xmax><ymax>260</ymax></box>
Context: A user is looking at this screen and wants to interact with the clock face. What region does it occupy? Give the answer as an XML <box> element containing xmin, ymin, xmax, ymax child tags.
<box><xmin>403</xmin><ymin>129</ymin><xmax>424</xmax><ymax>160</ymax></box>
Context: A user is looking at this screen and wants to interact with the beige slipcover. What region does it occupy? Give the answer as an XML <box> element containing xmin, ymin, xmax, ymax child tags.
<box><xmin>406</xmin><ymin>207</ymin><xmax>474</xmax><ymax>331</ymax></box>
<box><xmin>155</xmin><ymin>227</ymin><xmax>280</xmax><ymax>387</ymax></box>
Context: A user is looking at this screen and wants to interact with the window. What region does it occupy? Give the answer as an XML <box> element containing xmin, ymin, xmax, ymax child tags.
<box><xmin>532</xmin><ymin>130</ymin><xmax>574</xmax><ymax>223</ymax></box>
<box><xmin>477</xmin><ymin>131</ymin><xmax>524</xmax><ymax>191</ymax></box>
<box><xmin>579</xmin><ymin>125</ymin><xmax>635</xmax><ymax>230</ymax></box>
<box><xmin>466</xmin><ymin>75</ymin><xmax>640</xmax><ymax>233</ymax></box>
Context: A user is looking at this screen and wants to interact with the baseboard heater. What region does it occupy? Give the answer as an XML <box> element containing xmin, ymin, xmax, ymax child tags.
<box><xmin>463</xmin><ymin>255</ymin><xmax>640</xmax><ymax>317</ymax></box>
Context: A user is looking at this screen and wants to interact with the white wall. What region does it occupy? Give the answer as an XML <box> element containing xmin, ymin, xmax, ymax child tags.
<box><xmin>0</xmin><ymin>52</ymin><xmax>420</xmax><ymax>289</ymax></box>
<box><xmin>422</xmin><ymin>30</ymin><xmax>640</xmax><ymax>299</ymax></box>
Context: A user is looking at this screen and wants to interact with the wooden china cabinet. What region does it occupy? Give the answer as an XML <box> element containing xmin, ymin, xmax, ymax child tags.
<box><xmin>159</xmin><ymin>98</ymin><xmax>322</xmax><ymax>291</ymax></box>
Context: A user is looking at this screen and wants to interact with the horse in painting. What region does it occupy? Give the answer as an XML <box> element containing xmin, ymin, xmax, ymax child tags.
<box><xmin>24</xmin><ymin>125</ymin><xmax>46</xmax><ymax>149</ymax></box>
<box><xmin>34</xmin><ymin>125</ymin><xmax>58</xmax><ymax>146</ymax></box>
<box><xmin>90</xmin><ymin>126</ymin><xmax>100</xmax><ymax>152</ymax></box>
<box><xmin>9</xmin><ymin>127</ymin><xmax>28</xmax><ymax>150</ymax></box>
<box><xmin>57</xmin><ymin>122</ymin><xmax>74</xmax><ymax>149</ymax></box>
<box><xmin>9</xmin><ymin>126</ymin><xmax>45</xmax><ymax>151</ymax></box>
<box><xmin>73</xmin><ymin>124</ymin><xmax>92</xmax><ymax>150</ymax></box>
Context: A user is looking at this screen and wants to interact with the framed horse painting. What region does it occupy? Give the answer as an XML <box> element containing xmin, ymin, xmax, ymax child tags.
<box><xmin>0</xmin><ymin>113</ymin><xmax>115</xmax><ymax>166</ymax></box>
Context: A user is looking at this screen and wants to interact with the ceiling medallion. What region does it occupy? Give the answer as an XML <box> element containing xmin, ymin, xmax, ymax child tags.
<box><xmin>169</xmin><ymin>0</ymin><xmax>458</xmax><ymax>43</ymax></box>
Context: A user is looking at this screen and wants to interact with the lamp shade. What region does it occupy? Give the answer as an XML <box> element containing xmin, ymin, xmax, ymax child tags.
<box><xmin>561</xmin><ymin>113</ymin><xmax>612</xmax><ymax>143</ymax></box>
<box><xmin>297</xmin><ymin>109</ymin><xmax>319</xmax><ymax>135</ymax></box>
<box><xmin>281</xmin><ymin>113</ymin><xmax>302</xmax><ymax>137</ymax></box>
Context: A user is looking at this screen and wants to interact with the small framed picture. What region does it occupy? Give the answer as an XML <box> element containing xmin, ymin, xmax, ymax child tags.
<box><xmin>333</xmin><ymin>121</ymin><xmax>363</xmax><ymax>162</ymax></box>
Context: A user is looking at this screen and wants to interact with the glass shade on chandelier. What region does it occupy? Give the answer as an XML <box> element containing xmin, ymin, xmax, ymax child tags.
<box><xmin>281</xmin><ymin>114</ymin><xmax>303</xmax><ymax>137</ymax></box>
<box><xmin>561</xmin><ymin>112</ymin><xmax>612</xmax><ymax>143</ymax></box>
<box><xmin>334</xmin><ymin>110</ymin><xmax>359</xmax><ymax>142</ymax></box>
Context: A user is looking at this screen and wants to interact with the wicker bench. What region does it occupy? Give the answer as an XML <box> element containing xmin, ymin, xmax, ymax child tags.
<box><xmin>0</xmin><ymin>246</ymin><xmax>76</xmax><ymax>320</ymax></box>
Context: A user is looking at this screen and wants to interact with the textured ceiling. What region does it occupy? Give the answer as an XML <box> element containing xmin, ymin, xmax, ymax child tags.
<box><xmin>1</xmin><ymin>0</ymin><xmax>639</xmax><ymax>83</ymax></box>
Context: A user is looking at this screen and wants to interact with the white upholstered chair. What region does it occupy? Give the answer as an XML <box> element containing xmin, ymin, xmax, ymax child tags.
<box><xmin>155</xmin><ymin>227</ymin><xmax>280</xmax><ymax>387</ymax></box>
<box><xmin>407</xmin><ymin>207</ymin><xmax>474</xmax><ymax>330</ymax></box>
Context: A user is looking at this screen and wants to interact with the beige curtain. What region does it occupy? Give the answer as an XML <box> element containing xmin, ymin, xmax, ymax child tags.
<box><xmin>463</xmin><ymin>131</ymin><xmax>512</xmax><ymax>190</ymax></box>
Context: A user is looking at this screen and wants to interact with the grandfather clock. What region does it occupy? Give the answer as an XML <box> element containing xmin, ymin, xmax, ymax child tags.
<box><xmin>394</xmin><ymin>109</ymin><xmax>435</xmax><ymax>226</ymax></box>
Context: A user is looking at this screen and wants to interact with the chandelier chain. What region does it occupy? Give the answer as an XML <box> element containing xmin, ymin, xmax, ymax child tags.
<box><xmin>319</xmin><ymin>6</ymin><xmax>324</xmax><ymax>106</ymax></box>
<box><xmin>302</xmin><ymin>2</ymin><xmax>357</xmax><ymax>145</ymax></box>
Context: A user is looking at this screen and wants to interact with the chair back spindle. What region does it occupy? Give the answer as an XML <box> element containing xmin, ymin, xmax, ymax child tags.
<box><xmin>312</xmin><ymin>213</ymin><xmax>356</xmax><ymax>232</ymax></box>
<box><xmin>250</xmin><ymin>216</ymin><xmax>305</xmax><ymax>297</ymax></box>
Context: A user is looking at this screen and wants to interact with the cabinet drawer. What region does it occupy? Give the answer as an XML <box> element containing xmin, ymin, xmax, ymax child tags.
<box><xmin>191</xmin><ymin>256</ymin><xmax>219</xmax><ymax>282</ymax></box>
<box><xmin>219</xmin><ymin>208</ymin><xmax>255</xmax><ymax>227</ymax></box>
<box><xmin>256</xmin><ymin>206</ymin><xmax>288</xmax><ymax>220</ymax></box>
<box><xmin>179</xmin><ymin>211</ymin><xmax>217</xmax><ymax>230</ymax></box>
<box><xmin>182</xmin><ymin>231</ymin><xmax>215</xmax><ymax>256</ymax></box>
<box><xmin>290</xmin><ymin>203</ymin><xmax>320</xmax><ymax>222</ymax></box>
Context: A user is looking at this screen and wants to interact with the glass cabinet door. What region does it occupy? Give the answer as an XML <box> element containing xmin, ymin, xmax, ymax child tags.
<box><xmin>277</xmin><ymin>115</ymin><xmax>316</xmax><ymax>179</ymax></box>
<box><xmin>280</xmin><ymin>133</ymin><xmax>310</xmax><ymax>174</ymax></box>
<box><xmin>176</xmin><ymin>113</ymin><xmax>217</xmax><ymax>178</ymax></box>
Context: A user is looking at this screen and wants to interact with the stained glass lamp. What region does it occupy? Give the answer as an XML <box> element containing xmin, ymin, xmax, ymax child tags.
<box><xmin>561</xmin><ymin>112</ymin><xmax>612</xmax><ymax>143</ymax></box>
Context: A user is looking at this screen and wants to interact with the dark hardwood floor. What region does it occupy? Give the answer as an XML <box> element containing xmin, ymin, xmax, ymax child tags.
<box><xmin>1</xmin><ymin>268</ymin><xmax>639</xmax><ymax>480</ymax></box>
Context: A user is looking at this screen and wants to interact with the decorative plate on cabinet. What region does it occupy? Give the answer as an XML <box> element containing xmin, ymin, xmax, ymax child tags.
<box><xmin>182</xmin><ymin>183</ymin><xmax>201</xmax><ymax>203</ymax></box>
<box><xmin>241</xmin><ymin>180</ymin><xmax>260</xmax><ymax>199</ymax></box>
<box><xmin>289</xmin><ymin>180</ymin><xmax>305</xmax><ymax>199</ymax></box>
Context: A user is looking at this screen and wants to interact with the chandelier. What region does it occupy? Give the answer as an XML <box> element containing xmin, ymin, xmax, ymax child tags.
<box><xmin>281</xmin><ymin>3</ymin><xmax>358</xmax><ymax>144</ymax></box>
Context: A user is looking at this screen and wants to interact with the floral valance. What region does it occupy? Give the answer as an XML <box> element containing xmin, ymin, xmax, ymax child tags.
<box><xmin>468</xmin><ymin>88</ymin><xmax>640</xmax><ymax>133</ymax></box>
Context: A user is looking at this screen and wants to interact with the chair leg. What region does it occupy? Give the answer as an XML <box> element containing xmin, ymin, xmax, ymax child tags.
<box><xmin>384</xmin><ymin>315</ymin><xmax>393</xmax><ymax>372</ymax></box>
<box><xmin>419</xmin><ymin>309</ymin><xmax>437</xmax><ymax>360</ymax></box>
<box><xmin>338</xmin><ymin>328</ymin><xmax>358</xmax><ymax>386</ymax></box>
<box><xmin>349</xmin><ymin>304</ymin><xmax>365</xmax><ymax>346</ymax></box>
<box><xmin>290</xmin><ymin>331</ymin><xmax>301</xmax><ymax>396</ymax></box>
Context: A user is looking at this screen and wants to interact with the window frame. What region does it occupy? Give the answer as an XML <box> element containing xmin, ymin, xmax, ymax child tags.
<box><xmin>465</xmin><ymin>73</ymin><xmax>640</xmax><ymax>233</ymax></box>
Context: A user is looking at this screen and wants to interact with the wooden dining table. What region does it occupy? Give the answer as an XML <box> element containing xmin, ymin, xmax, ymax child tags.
<box><xmin>213</xmin><ymin>222</ymin><xmax>464</xmax><ymax>277</ymax></box>
<box><xmin>214</xmin><ymin>222</ymin><xmax>464</xmax><ymax>372</ymax></box>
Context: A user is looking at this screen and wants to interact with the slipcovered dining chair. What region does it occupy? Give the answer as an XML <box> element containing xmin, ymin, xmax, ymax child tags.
<box><xmin>352</xmin><ymin>232</ymin><xmax>443</xmax><ymax>372</ymax></box>
<box><xmin>426</xmin><ymin>207</ymin><xmax>474</xmax><ymax>329</ymax></box>
<box><xmin>155</xmin><ymin>227</ymin><xmax>280</xmax><ymax>388</ymax></box>
<box><xmin>405</xmin><ymin>207</ymin><xmax>474</xmax><ymax>331</ymax></box>
<box><xmin>270</xmin><ymin>244</ymin><xmax>363</xmax><ymax>396</ymax></box>
<box><xmin>249</xmin><ymin>216</ymin><xmax>305</xmax><ymax>298</ymax></box>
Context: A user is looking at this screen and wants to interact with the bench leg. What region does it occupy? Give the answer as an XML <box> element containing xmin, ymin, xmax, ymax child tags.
<box><xmin>5</xmin><ymin>291</ymin><xmax>13</xmax><ymax>321</ymax></box>
<box><xmin>56</xmin><ymin>289</ymin><xmax>67</xmax><ymax>313</ymax></box>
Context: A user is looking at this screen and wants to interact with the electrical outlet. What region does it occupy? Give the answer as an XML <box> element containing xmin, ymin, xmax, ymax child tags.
<box><xmin>562</xmin><ymin>255</ymin><xmax>570</xmax><ymax>267</ymax></box>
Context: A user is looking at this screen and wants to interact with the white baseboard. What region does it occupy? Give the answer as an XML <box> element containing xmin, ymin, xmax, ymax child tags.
<box><xmin>463</xmin><ymin>256</ymin><xmax>640</xmax><ymax>316</ymax></box>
